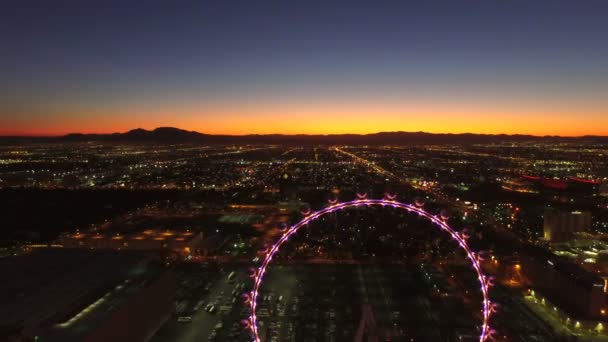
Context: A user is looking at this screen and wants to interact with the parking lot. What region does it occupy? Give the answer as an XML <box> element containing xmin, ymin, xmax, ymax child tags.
<box><xmin>257</xmin><ymin>263</ymin><xmax>479</xmax><ymax>341</ymax></box>
<box><xmin>151</xmin><ymin>263</ymin><xmax>253</xmax><ymax>342</ymax></box>
<box><xmin>152</xmin><ymin>261</ymin><xmax>482</xmax><ymax>341</ymax></box>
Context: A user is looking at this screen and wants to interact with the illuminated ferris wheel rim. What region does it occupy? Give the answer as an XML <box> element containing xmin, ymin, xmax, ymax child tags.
<box><xmin>245</xmin><ymin>197</ymin><xmax>495</xmax><ymax>342</ymax></box>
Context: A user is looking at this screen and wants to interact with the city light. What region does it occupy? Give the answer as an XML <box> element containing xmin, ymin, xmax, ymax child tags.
<box><xmin>2</xmin><ymin>1</ymin><xmax>608</xmax><ymax>341</ymax></box>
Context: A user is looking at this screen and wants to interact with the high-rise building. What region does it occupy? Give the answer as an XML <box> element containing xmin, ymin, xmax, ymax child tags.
<box><xmin>543</xmin><ymin>209</ymin><xmax>591</xmax><ymax>242</ymax></box>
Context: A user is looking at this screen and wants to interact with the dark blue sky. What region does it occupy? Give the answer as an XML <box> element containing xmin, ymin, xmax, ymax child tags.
<box><xmin>1</xmin><ymin>0</ymin><xmax>607</xmax><ymax>135</ymax></box>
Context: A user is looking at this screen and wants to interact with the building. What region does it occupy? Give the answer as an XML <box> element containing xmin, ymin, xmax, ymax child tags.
<box><xmin>521</xmin><ymin>246</ymin><xmax>606</xmax><ymax>320</ymax></box>
<box><xmin>0</xmin><ymin>249</ymin><xmax>176</xmax><ymax>341</ymax></box>
<box><xmin>543</xmin><ymin>209</ymin><xmax>591</xmax><ymax>242</ymax></box>
<box><xmin>43</xmin><ymin>268</ymin><xmax>176</xmax><ymax>342</ymax></box>
<box><xmin>59</xmin><ymin>229</ymin><xmax>203</xmax><ymax>255</ymax></box>
<box><xmin>600</xmin><ymin>182</ymin><xmax>608</xmax><ymax>197</ymax></box>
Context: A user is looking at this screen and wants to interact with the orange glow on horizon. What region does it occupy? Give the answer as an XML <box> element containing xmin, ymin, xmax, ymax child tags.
<box><xmin>2</xmin><ymin>99</ymin><xmax>607</xmax><ymax>137</ymax></box>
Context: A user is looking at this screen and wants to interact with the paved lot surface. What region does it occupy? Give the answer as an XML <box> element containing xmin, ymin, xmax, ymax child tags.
<box><xmin>152</xmin><ymin>262</ymin><xmax>480</xmax><ymax>341</ymax></box>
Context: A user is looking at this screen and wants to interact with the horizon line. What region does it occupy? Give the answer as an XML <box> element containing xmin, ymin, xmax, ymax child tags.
<box><xmin>1</xmin><ymin>127</ymin><xmax>607</xmax><ymax>139</ymax></box>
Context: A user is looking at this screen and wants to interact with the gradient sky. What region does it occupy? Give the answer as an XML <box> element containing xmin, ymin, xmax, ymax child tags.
<box><xmin>1</xmin><ymin>0</ymin><xmax>607</xmax><ymax>136</ymax></box>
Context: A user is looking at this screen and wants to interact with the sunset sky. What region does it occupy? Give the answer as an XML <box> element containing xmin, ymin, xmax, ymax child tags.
<box><xmin>1</xmin><ymin>0</ymin><xmax>607</xmax><ymax>136</ymax></box>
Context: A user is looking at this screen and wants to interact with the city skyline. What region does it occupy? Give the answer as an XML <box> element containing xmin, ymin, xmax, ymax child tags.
<box><xmin>3</xmin><ymin>2</ymin><xmax>608</xmax><ymax>341</ymax></box>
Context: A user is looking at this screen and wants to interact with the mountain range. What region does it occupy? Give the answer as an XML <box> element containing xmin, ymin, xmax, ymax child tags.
<box><xmin>2</xmin><ymin>127</ymin><xmax>607</xmax><ymax>144</ymax></box>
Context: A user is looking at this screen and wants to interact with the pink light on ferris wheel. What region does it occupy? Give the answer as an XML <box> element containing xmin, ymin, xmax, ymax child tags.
<box><xmin>300</xmin><ymin>207</ymin><xmax>313</xmax><ymax>216</ymax></box>
<box><xmin>384</xmin><ymin>193</ymin><xmax>397</xmax><ymax>201</ymax></box>
<box><xmin>247</xmin><ymin>198</ymin><xmax>494</xmax><ymax>342</ymax></box>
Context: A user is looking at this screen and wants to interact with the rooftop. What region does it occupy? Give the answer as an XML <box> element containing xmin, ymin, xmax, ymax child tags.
<box><xmin>0</xmin><ymin>249</ymin><xmax>161</xmax><ymax>338</ymax></box>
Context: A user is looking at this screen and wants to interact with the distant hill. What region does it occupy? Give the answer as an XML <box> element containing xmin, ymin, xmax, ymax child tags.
<box><xmin>62</xmin><ymin>127</ymin><xmax>209</xmax><ymax>142</ymax></box>
<box><xmin>3</xmin><ymin>127</ymin><xmax>608</xmax><ymax>145</ymax></box>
